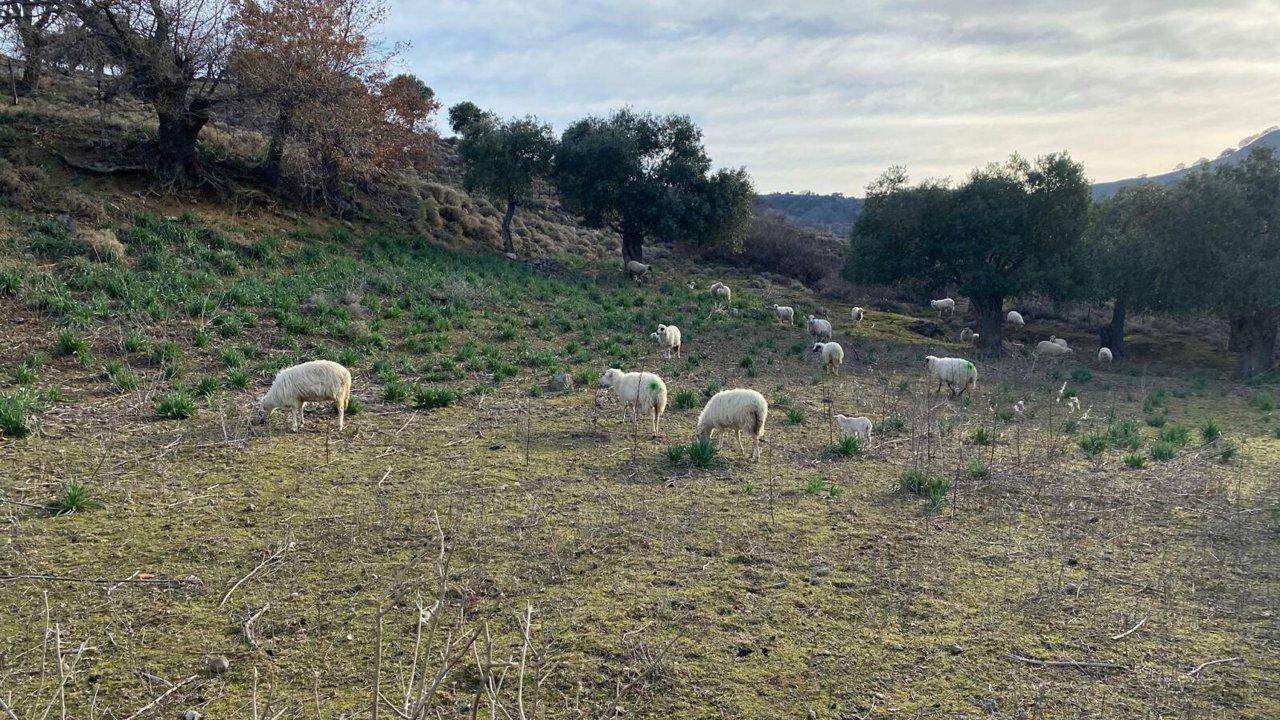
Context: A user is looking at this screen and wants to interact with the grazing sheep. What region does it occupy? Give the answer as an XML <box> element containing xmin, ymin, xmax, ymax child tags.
<box><xmin>696</xmin><ymin>388</ymin><xmax>768</xmax><ymax>461</ymax></box>
<box><xmin>925</xmin><ymin>355</ymin><xmax>977</xmax><ymax>398</ymax></box>
<box><xmin>771</xmin><ymin>304</ymin><xmax>795</xmax><ymax>325</ymax></box>
<box><xmin>504</xmin><ymin>252</ymin><xmax>518</xmax><ymax>261</ymax></box>
<box><xmin>709</xmin><ymin>281</ymin><xmax>732</xmax><ymax>303</ymax></box>
<box><xmin>1050</xmin><ymin>335</ymin><xmax>1069</xmax><ymax>349</ymax></box>
<box><xmin>598</xmin><ymin>368</ymin><xmax>668</xmax><ymax>437</ymax></box>
<box><xmin>650</xmin><ymin>324</ymin><xmax>683</xmax><ymax>358</ymax></box>
<box><xmin>806</xmin><ymin>315</ymin><xmax>833</xmax><ymax>340</ymax></box>
<box><xmin>1006</xmin><ymin>310</ymin><xmax>1025</xmax><ymax>326</ymax></box>
<box><xmin>834</xmin><ymin>414</ymin><xmax>872</xmax><ymax>444</ymax></box>
<box><xmin>626</xmin><ymin>260</ymin><xmax>652</xmax><ymax>281</ymax></box>
<box><xmin>931</xmin><ymin>298</ymin><xmax>956</xmax><ymax>316</ymax></box>
<box><xmin>959</xmin><ymin>328</ymin><xmax>976</xmax><ymax>343</ymax></box>
<box><xmin>1033</xmin><ymin>340</ymin><xmax>1075</xmax><ymax>358</ymax></box>
<box><xmin>850</xmin><ymin>307</ymin><xmax>865</xmax><ymax>324</ymax></box>
<box><xmin>259</xmin><ymin>360</ymin><xmax>352</xmax><ymax>431</ymax></box>
<box><xmin>1098</xmin><ymin>347</ymin><xmax>1113</xmax><ymax>364</ymax></box>
<box><xmin>811</xmin><ymin>341</ymin><xmax>845</xmax><ymax>375</ymax></box>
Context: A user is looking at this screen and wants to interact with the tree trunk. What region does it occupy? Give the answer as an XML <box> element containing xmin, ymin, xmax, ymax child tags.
<box><xmin>621</xmin><ymin>227</ymin><xmax>644</xmax><ymax>263</ymax></box>
<box><xmin>971</xmin><ymin>294</ymin><xmax>1005</xmax><ymax>355</ymax></box>
<box><xmin>154</xmin><ymin>91</ymin><xmax>209</xmax><ymax>186</ymax></box>
<box><xmin>15</xmin><ymin>28</ymin><xmax>43</xmax><ymax>96</ymax></box>
<box><xmin>1227</xmin><ymin>309</ymin><xmax>1279</xmax><ymax>378</ymax></box>
<box><xmin>1098</xmin><ymin>298</ymin><xmax>1127</xmax><ymax>357</ymax></box>
<box><xmin>501</xmin><ymin>198</ymin><xmax>517</xmax><ymax>254</ymax></box>
<box><xmin>261</xmin><ymin>103</ymin><xmax>293</xmax><ymax>186</ymax></box>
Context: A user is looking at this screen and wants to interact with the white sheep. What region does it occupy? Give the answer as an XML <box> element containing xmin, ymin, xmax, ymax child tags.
<box><xmin>598</xmin><ymin>368</ymin><xmax>668</xmax><ymax>437</ymax></box>
<box><xmin>1098</xmin><ymin>347</ymin><xmax>1113</xmax><ymax>364</ymax></box>
<box><xmin>695</xmin><ymin>388</ymin><xmax>768</xmax><ymax>461</ymax></box>
<box><xmin>650</xmin><ymin>324</ymin><xmax>682</xmax><ymax>358</ymax></box>
<box><xmin>709</xmin><ymin>281</ymin><xmax>732</xmax><ymax>303</ymax></box>
<box><xmin>931</xmin><ymin>298</ymin><xmax>956</xmax><ymax>316</ymax></box>
<box><xmin>811</xmin><ymin>341</ymin><xmax>845</xmax><ymax>375</ymax></box>
<box><xmin>834</xmin><ymin>414</ymin><xmax>872</xmax><ymax>444</ymax></box>
<box><xmin>959</xmin><ymin>328</ymin><xmax>977</xmax><ymax>343</ymax></box>
<box><xmin>771</xmin><ymin>304</ymin><xmax>795</xmax><ymax>325</ymax></box>
<box><xmin>626</xmin><ymin>260</ymin><xmax>652</xmax><ymax>281</ymax></box>
<box><xmin>806</xmin><ymin>315</ymin><xmax>833</xmax><ymax>340</ymax></box>
<box><xmin>1050</xmin><ymin>335</ymin><xmax>1069</xmax><ymax>349</ymax></box>
<box><xmin>1033</xmin><ymin>340</ymin><xmax>1075</xmax><ymax>358</ymax></box>
<box><xmin>925</xmin><ymin>355</ymin><xmax>977</xmax><ymax>398</ymax></box>
<box><xmin>850</xmin><ymin>306</ymin><xmax>865</xmax><ymax>324</ymax></box>
<box><xmin>1006</xmin><ymin>310</ymin><xmax>1025</xmax><ymax>326</ymax></box>
<box><xmin>259</xmin><ymin>360</ymin><xmax>352</xmax><ymax>431</ymax></box>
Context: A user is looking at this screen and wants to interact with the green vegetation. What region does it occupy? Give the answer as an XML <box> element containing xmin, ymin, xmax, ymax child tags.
<box><xmin>411</xmin><ymin>385</ymin><xmax>457</xmax><ymax>410</ymax></box>
<box><xmin>687</xmin><ymin>437</ymin><xmax>717</xmax><ymax>468</ymax></box>
<box><xmin>45</xmin><ymin>481</ymin><xmax>103</xmax><ymax>515</ymax></box>
<box><xmin>154</xmin><ymin>392</ymin><xmax>197</xmax><ymax>420</ymax></box>
<box><xmin>901</xmin><ymin>469</ymin><xmax>951</xmax><ymax>511</ymax></box>
<box><xmin>0</xmin><ymin>390</ymin><xmax>41</xmax><ymax>438</ymax></box>
<box><xmin>673</xmin><ymin>389</ymin><xmax>698</xmax><ymax>410</ymax></box>
<box><xmin>823</xmin><ymin>434</ymin><xmax>864</xmax><ymax>458</ymax></box>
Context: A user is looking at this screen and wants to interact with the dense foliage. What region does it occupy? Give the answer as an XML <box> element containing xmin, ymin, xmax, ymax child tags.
<box><xmin>455</xmin><ymin>110</ymin><xmax>556</xmax><ymax>255</ymax></box>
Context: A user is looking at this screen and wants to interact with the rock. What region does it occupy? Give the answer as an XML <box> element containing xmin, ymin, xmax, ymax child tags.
<box><xmin>207</xmin><ymin>655</ymin><xmax>229</xmax><ymax>674</ymax></box>
<box><xmin>980</xmin><ymin>698</ymin><xmax>998</xmax><ymax>714</ymax></box>
<box><xmin>182</xmin><ymin>711</ymin><xmax>202</xmax><ymax>720</ymax></box>
<box><xmin>947</xmin><ymin>643</ymin><xmax>964</xmax><ymax>655</ymax></box>
<box><xmin>548</xmin><ymin>372</ymin><xmax>574</xmax><ymax>392</ymax></box>
<box><xmin>504</xmin><ymin>252</ymin><xmax>518</xmax><ymax>261</ymax></box>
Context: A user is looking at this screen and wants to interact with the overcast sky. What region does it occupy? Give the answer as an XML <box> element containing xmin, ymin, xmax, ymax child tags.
<box><xmin>385</xmin><ymin>0</ymin><xmax>1280</xmax><ymax>194</ymax></box>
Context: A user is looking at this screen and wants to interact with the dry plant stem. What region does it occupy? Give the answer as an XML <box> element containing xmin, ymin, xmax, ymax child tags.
<box><xmin>1110</xmin><ymin>616</ymin><xmax>1147</xmax><ymax>641</ymax></box>
<box><xmin>120</xmin><ymin>676</ymin><xmax>199</xmax><ymax>720</ymax></box>
<box><xmin>1007</xmin><ymin>653</ymin><xmax>1126</xmax><ymax>673</ymax></box>
<box><xmin>220</xmin><ymin>535</ymin><xmax>293</xmax><ymax>607</ymax></box>
<box><xmin>1187</xmin><ymin>657</ymin><xmax>1241</xmax><ymax>676</ymax></box>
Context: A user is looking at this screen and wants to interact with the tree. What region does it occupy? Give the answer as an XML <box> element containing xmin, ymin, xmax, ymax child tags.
<box><xmin>456</xmin><ymin>113</ymin><xmax>555</xmax><ymax>255</ymax></box>
<box><xmin>67</xmin><ymin>0</ymin><xmax>239</xmax><ymax>184</ymax></box>
<box><xmin>845</xmin><ymin>154</ymin><xmax>1091</xmax><ymax>352</ymax></box>
<box><xmin>383</xmin><ymin>74</ymin><xmax>436</xmax><ymax>133</ymax></box>
<box><xmin>554</xmin><ymin>108</ymin><xmax>753</xmax><ymax>263</ymax></box>
<box><xmin>447</xmin><ymin>101</ymin><xmax>485</xmax><ymax>135</ymax></box>
<box><xmin>2</xmin><ymin>0</ymin><xmax>61</xmax><ymax>95</ymax></box>
<box><xmin>1162</xmin><ymin>148</ymin><xmax>1280</xmax><ymax>377</ymax></box>
<box><xmin>1083</xmin><ymin>184</ymin><xmax>1172</xmax><ymax>357</ymax></box>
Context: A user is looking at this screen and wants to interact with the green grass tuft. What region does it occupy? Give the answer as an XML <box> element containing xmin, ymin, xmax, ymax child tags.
<box><xmin>45</xmin><ymin>481</ymin><xmax>103</xmax><ymax>515</ymax></box>
<box><xmin>155</xmin><ymin>391</ymin><xmax>196</xmax><ymax>420</ymax></box>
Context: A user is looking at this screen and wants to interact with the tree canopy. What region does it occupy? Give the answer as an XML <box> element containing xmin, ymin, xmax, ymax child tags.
<box><xmin>456</xmin><ymin>113</ymin><xmax>556</xmax><ymax>255</ymax></box>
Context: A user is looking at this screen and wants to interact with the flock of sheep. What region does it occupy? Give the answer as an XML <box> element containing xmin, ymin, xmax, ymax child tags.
<box><xmin>254</xmin><ymin>283</ymin><xmax>1111</xmax><ymax>462</ymax></box>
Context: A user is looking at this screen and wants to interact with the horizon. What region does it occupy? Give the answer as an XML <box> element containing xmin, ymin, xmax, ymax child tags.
<box><xmin>385</xmin><ymin>0</ymin><xmax>1279</xmax><ymax>195</ymax></box>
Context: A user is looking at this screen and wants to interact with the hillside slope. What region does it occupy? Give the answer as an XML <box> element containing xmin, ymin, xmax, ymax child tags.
<box><xmin>757</xmin><ymin>191</ymin><xmax>863</xmax><ymax>236</ymax></box>
<box><xmin>1093</xmin><ymin>127</ymin><xmax>1280</xmax><ymax>198</ymax></box>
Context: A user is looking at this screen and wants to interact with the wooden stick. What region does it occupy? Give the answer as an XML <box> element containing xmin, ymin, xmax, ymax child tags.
<box><xmin>1110</xmin><ymin>616</ymin><xmax>1147</xmax><ymax>641</ymax></box>
<box><xmin>121</xmin><ymin>676</ymin><xmax>198</xmax><ymax>720</ymax></box>
<box><xmin>220</xmin><ymin>539</ymin><xmax>292</xmax><ymax>607</ymax></box>
<box><xmin>1188</xmin><ymin>657</ymin><xmax>1241</xmax><ymax>677</ymax></box>
<box><xmin>1</xmin><ymin>574</ymin><xmax>196</xmax><ymax>587</ymax></box>
<box><xmin>1007</xmin><ymin>653</ymin><xmax>1126</xmax><ymax>672</ymax></box>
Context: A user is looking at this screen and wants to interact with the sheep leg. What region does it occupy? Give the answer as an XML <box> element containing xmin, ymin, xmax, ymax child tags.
<box><xmin>736</xmin><ymin>430</ymin><xmax>745</xmax><ymax>456</ymax></box>
<box><xmin>337</xmin><ymin>401</ymin><xmax>345</xmax><ymax>431</ymax></box>
<box><xmin>289</xmin><ymin>405</ymin><xmax>300</xmax><ymax>432</ymax></box>
<box><xmin>935</xmin><ymin>379</ymin><xmax>943</xmax><ymax>395</ymax></box>
<box><xmin>752</xmin><ymin>437</ymin><xmax>761</xmax><ymax>461</ymax></box>
<box><xmin>652</xmin><ymin>406</ymin><xmax>660</xmax><ymax>438</ymax></box>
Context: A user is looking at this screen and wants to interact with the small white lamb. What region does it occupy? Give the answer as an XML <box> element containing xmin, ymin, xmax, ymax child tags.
<box><xmin>1006</xmin><ymin>310</ymin><xmax>1025</xmax><ymax>326</ymax></box>
<box><xmin>626</xmin><ymin>260</ymin><xmax>652</xmax><ymax>281</ymax></box>
<box><xmin>1033</xmin><ymin>340</ymin><xmax>1075</xmax><ymax>358</ymax></box>
<box><xmin>771</xmin><ymin>304</ymin><xmax>795</xmax><ymax>325</ymax></box>
<box><xmin>1098</xmin><ymin>347</ymin><xmax>1113</xmax><ymax>364</ymax></box>
<box><xmin>931</xmin><ymin>298</ymin><xmax>956</xmax><ymax>316</ymax></box>
<box><xmin>925</xmin><ymin>355</ymin><xmax>977</xmax><ymax>398</ymax></box>
<box><xmin>709</xmin><ymin>281</ymin><xmax>732</xmax><ymax>303</ymax></box>
<box><xmin>650</xmin><ymin>324</ymin><xmax>683</xmax><ymax>358</ymax></box>
<box><xmin>806</xmin><ymin>315</ymin><xmax>833</xmax><ymax>340</ymax></box>
<box><xmin>811</xmin><ymin>341</ymin><xmax>845</xmax><ymax>375</ymax></box>
<box><xmin>850</xmin><ymin>307</ymin><xmax>865</xmax><ymax>324</ymax></box>
<box><xmin>695</xmin><ymin>388</ymin><xmax>768</xmax><ymax>461</ymax></box>
<box><xmin>1050</xmin><ymin>335</ymin><xmax>1069</xmax><ymax>349</ymax></box>
<box><xmin>259</xmin><ymin>360</ymin><xmax>352</xmax><ymax>431</ymax></box>
<box><xmin>959</xmin><ymin>328</ymin><xmax>977</xmax><ymax>343</ymax></box>
<box><xmin>598</xmin><ymin>368</ymin><xmax>668</xmax><ymax>437</ymax></box>
<box><xmin>834</xmin><ymin>414</ymin><xmax>872</xmax><ymax>444</ymax></box>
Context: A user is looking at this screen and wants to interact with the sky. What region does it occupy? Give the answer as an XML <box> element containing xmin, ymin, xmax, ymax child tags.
<box><xmin>384</xmin><ymin>0</ymin><xmax>1280</xmax><ymax>194</ymax></box>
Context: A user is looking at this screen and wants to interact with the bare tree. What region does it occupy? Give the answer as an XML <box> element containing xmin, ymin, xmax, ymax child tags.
<box><xmin>1</xmin><ymin>0</ymin><xmax>62</xmax><ymax>95</ymax></box>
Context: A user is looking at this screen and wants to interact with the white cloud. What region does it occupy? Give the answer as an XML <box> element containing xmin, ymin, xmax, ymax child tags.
<box><xmin>386</xmin><ymin>0</ymin><xmax>1280</xmax><ymax>193</ymax></box>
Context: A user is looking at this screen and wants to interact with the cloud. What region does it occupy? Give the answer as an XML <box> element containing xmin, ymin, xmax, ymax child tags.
<box><xmin>386</xmin><ymin>0</ymin><xmax>1280</xmax><ymax>193</ymax></box>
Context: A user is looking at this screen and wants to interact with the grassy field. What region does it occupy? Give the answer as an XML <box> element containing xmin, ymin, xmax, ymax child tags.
<box><xmin>1</xmin><ymin>214</ymin><xmax>1278</xmax><ymax>719</ymax></box>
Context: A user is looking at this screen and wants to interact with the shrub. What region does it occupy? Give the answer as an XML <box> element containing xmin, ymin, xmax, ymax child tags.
<box><xmin>673</xmin><ymin>388</ymin><xmax>698</xmax><ymax>410</ymax></box>
<box><xmin>193</xmin><ymin>376</ymin><xmax>220</xmax><ymax>398</ymax></box>
<box><xmin>1071</xmin><ymin>367</ymin><xmax>1093</xmax><ymax>383</ymax></box>
<box><xmin>688</xmin><ymin>438</ymin><xmax>717</xmax><ymax>468</ymax></box>
<box><xmin>56</xmin><ymin>330</ymin><xmax>91</xmax><ymax>361</ymax></box>
<box><xmin>1123</xmin><ymin>453</ymin><xmax>1145</xmax><ymax>469</ymax></box>
<box><xmin>1217</xmin><ymin>439</ymin><xmax>1238</xmax><ymax>463</ymax></box>
<box><xmin>901</xmin><ymin>469</ymin><xmax>950</xmax><ymax>511</ymax></box>
<box><xmin>1145</xmin><ymin>413</ymin><xmax>1167</xmax><ymax>428</ymax></box>
<box><xmin>878</xmin><ymin>414</ymin><xmax>907</xmax><ymax>434</ymax></box>
<box><xmin>383</xmin><ymin>380</ymin><xmax>409</xmax><ymax>403</ymax></box>
<box><xmin>226</xmin><ymin>369</ymin><xmax>251</xmax><ymax>390</ymax></box>
<box><xmin>123</xmin><ymin>329</ymin><xmax>151</xmax><ymax>354</ymax></box>
<box><xmin>345</xmin><ymin>396</ymin><xmax>363</xmax><ymax>416</ymax></box>
<box><xmin>1248</xmin><ymin>393</ymin><xmax>1276</xmax><ymax>412</ymax></box>
<box><xmin>1158</xmin><ymin>424</ymin><xmax>1191</xmax><ymax>447</ymax></box>
<box><xmin>411</xmin><ymin>385</ymin><xmax>457</xmax><ymax>410</ymax></box>
<box><xmin>1079</xmin><ymin>431</ymin><xmax>1106</xmax><ymax>458</ymax></box>
<box><xmin>965</xmin><ymin>459</ymin><xmax>989</xmax><ymax>478</ymax></box>
<box><xmin>824</xmin><ymin>435</ymin><xmax>864</xmax><ymax>458</ymax></box>
<box><xmin>701</xmin><ymin>381</ymin><xmax>721</xmax><ymax>400</ymax></box>
<box><xmin>1200</xmin><ymin>420</ymin><xmax>1222</xmax><ymax>443</ymax></box>
<box><xmin>1105</xmin><ymin>420</ymin><xmax>1142</xmax><ymax>451</ymax></box>
<box><xmin>155</xmin><ymin>391</ymin><xmax>196</xmax><ymax>420</ymax></box>
<box><xmin>786</xmin><ymin>407</ymin><xmax>805</xmax><ymax>425</ymax></box>
<box><xmin>970</xmin><ymin>426</ymin><xmax>994</xmax><ymax>446</ymax></box>
<box><xmin>666</xmin><ymin>445</ymin><xmax>688</xmax><ymax>467</ymax></box>
<box><xmin>0</xmin><ymin>390</ymin><xmax>41</xmax><ymax>438</ymax></box>
<box><xmin>45</xmin><ymin>481</ymin><xmax>103</xmax><ymax>515</ymax></box>
<box><xmin>1149</xmin><ymin>440</ymin><xmax>1177</xmax><ymax>461</ymax></box>
<box><xmin>106</xmin><ymin>363</ymin><xmax>138</xmax><ymax>392</ymax></box>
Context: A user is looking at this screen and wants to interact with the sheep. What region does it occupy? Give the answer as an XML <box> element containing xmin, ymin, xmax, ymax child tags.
<box><xmin>834</xmin><ymin>414</ymin><xmax>872</xmax><ymax>444</ymax></box>
<box><xmin>598</xmin><ymin>368</ymin><xmax>668</xmax><ymax>437</ymax></box>
<box><xmin>850</xmin><ymin>306</ymin><xmax>865</xmax><ymax>324</ymax></box>
<box><xmin>1050</xmin><ymin>335</ymin><xmax>1069</xmax><ymax>349</ymax></box>
<box><xmin>1006</xmin><ymin>310</ymin><xmax>1025</xmax><ymax>326</ymax></box>
<box><xmin>1098</xmin><ymin>347</ymin><xmax>1113</xmax><ymax>364</ymax></box>
<box><xmin>695</xmin><ymin>388</ymin><xmax>768</xmax><ymax>461</ymax></box>
<box><xmin>650</xmin><ymin>324</ymin><xmax>682</xmax><ymax>358</ymax></box>
<box><xmin>959</xmin><ymin>328</ymin><xmax>976</xmax><ymax>343</ymax></box>
<box><xmin>709</xmin><ymin>281</ymin><xmax>732</xmax><ymax>303</ymax></box>
<box><xmin>1033</xmin><ymin>340</ymin><xmax>1075</xmax><ymax>358</ymax></box>
<box><xmin>771</xmin><ymin>304</ymin><xmax>795</xmax><ymax>325</ymax></box>
<box><xmin>806</xmin><ymin>315</ymin><xmax>833</xmax><ymax>340</ymax></box>
<box><xmin>626</xmin><ymin>260</ymin><xmax>651</xmax><ymax>281</ymax></box>
<box><xmin>259</xmin><ymin>360</ymin><xmax>352</xmax><ymax>431</ymax></box>
<box><xmin>811</xmin><ymin>341</ymin><xmax>845</xmax><ymax>375</ymax></box>
<box><xmin>931</xmin><ymin>298</ymin><xmax>956</xmax><ymax>316</ymax></box>
<box><xmin>925</xmin><ymin>355</ymin><xmax>977</xmax><ymax>398</ymax></box>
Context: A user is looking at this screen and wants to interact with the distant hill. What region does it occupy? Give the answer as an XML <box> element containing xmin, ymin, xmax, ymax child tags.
<box><xmin>1092</xmin><ymin>127</ymin><xmax>1280</xmax><ymax>198</ymax></box>
<box><xmin>756</xmin><ymin>191</ymin><xmax>862</xmax><ymax>236</ymax></box>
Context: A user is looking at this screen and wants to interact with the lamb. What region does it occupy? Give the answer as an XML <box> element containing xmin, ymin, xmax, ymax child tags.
<box><xmin>695</xmin><ymin>388</ymin><xmax>768</xmax><ymax>461</ymax></box>
<box><xmin>709</xmin><ymin>281</ymin><xmax>732</xmax><ymax>303</ymax></box>
<box><xmin>931</xmin><ymin>298</ymin><xmax>956</xmax><ymax>316</ymax></box>
<box><xmin>850</xmin><ymin>307</ymin><xmax>865</xmax><ymax>324</ymax></box>
<box><xmin>925</xmin><ymin>355</ymin><xmax>977</xmax><ymax>398</ymax></box>
<box><xmin>834</xmin><ymin>414</ymin><xmax>872</xmax><ymax>444</ymax></box>
<box><xmin>626</xmin><ymin>260</ymin><xmax>652</xmax><ymax>281</ymax></box>
<box><xmin>259</xmin><ymin>360</ymin><xmax>352</xmax><ymax>431</ymax></box>
<box><xmin>1050</xmin><ymin>335</ymin><xmax>1069</xmax><ymax>349</ymax></box>
<box><xmin>959</xmin><ymin>328</ymin><xmax>977</xmax><ymax>343</ymax></box>
<box><xmin>771</xmin><ymin>304</ymin><xmax>795</xmax><ymax>325</ymax></box>
<box><xmin>650</xmin><ymin>324</ymin><xmax>683</xmax><ymax>358</ymax></box>
<box><xmin>806</xmin><ymin>315</ymin><xmax>833</xmax><ymax>340</ymax></box>
<box><xmin>811</xmin><ymin>341</ymin><xmax>845</xmax><ymax>375</ymax></box>
<box><xmin>598</xmin><ymin>368</ymin><xmax>668</xmax><ymax>437</ymax></box>
<box><xmin>1006</xmin><ymin>310</ymin><xmax>1025</xmax><ymax>326</ymax></box>
<box><xmin>1033</xmin><ymin>340</ymin><xmax>1075</xmax><ymax>358</ymax></box>
<box><xmin>1098</xmin><ymin>347</ymin><xmax>1113</xmax><ymax>364</ymax></box>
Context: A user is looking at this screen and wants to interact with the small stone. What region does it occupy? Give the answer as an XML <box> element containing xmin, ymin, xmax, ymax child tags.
<box><xmin>980</xmin><ymin>698</ymin><xmax>998</xmax><ymax>714</ymax></box>
<box><xmin>947</xmin><ymin>643</ymin><xmax>964</xmax><ymax>655</ymax></box>
<box><xmin>548</xmin><ymin>372</ymin><xmax>574</xmax><ymax>392</ymax></box>
<box><xmin>504</xmin><ymin>252</ymin><xmax>518</xmax><ymax>260</ymax></box>
<box><xmin>207</xmin><ymin>655</ymin><xmax>229</xmax><ymax>674</ymax></box>
<box><xmin>182</xmin><ymin>711</ymin><xmax>202</xmax><ymax>720</ymax></box>
<box><xmin>345</xmin><ymin>633</ymin><xmax>354</xmax><ymax>642</ymax></box>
